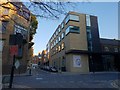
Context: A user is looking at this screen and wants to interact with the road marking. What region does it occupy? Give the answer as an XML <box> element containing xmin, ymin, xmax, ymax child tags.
<box><xmin>36</xmin><ymin>78</ymin><xmax>43</xmax><ymax>80</ymax></box>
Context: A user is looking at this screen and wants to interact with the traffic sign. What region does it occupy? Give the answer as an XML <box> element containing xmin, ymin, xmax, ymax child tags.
<box><xmin>10</xmin><ymin>45</ymin><xmax>18</xmax><ymax>56</ymax></box>
<box><xmin>15</xmin><ymin>60</ymin><xmax>20</xmax><ymax>69</ymax></box>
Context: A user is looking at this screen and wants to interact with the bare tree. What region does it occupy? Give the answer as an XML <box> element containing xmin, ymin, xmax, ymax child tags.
<box><xmin>0</xmin><ymin>0</ymin><xmax>76</xmax><ymax>20</ymax></box>
<box><xmin>24</xmin><ymin>0</ymin><xmax>76</xmax><ymax>19</ymax></box>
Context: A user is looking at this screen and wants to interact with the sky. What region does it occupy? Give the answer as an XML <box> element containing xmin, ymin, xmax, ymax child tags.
<box><xmin>33</xmin><ymin>2</ymin><xmax>118</xmax><ymax>55</ymax></box>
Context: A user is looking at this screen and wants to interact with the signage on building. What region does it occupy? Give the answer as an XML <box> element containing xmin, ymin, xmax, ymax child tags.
<box><xmin>10</xmin><ymin>45</ymin><xmax>18</xmax><ymax>56</ymax></box>
<box><xmin>73</xmin><ymin>55</ymin><xmax>81</xmax><ymax>67</ymax></box>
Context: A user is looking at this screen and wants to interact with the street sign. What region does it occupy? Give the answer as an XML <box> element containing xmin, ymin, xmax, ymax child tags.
<box><xmin>15</xmin><ymin>60</ymin><xmax>20</xmax><ymax>69</ymax></box>
<box><xmin>10</xmin><ymin>45</ymin><xmax>18</xmax><ymax>56</ymax></box>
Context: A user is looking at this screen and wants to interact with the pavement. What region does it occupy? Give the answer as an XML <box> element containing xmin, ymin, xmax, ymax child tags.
<box><xmin>1</xmin><ymin>68</ymin><xmax>120</xmax><ymax>89</ymax></box>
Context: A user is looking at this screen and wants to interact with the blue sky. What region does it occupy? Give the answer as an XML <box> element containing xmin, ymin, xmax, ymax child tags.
<box><xmin>33</xmin><ymin>2</ymin><xmax>118</xmax><ymax>55</ymax></box>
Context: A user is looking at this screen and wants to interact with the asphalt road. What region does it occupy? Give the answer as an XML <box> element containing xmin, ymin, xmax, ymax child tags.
<box><xmin>10</xmin><ymin>68</ymin><xmax>120</xmax><ymax>88</ymax></box>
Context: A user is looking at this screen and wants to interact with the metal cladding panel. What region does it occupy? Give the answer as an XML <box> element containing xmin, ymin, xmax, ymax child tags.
<box><xmin>90</xmin><ymin>16</ymin><xmax>101</xmax><ymax>52</ymax></box>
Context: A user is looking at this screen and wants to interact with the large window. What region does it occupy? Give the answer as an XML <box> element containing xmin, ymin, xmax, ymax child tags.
<box><xmin>65</xmin><ymin>14</ymin><xmax>79</xmax><ymax>24</ymax></box>
<box><xmin>86</xmin><ymin>15</ymin><xmax>91</xmax><ymax>26</ymax></box>
<box><xmin>65</xmin><ymin>26</ymin><xmax>80</xmax><ymax>35</ymax></box>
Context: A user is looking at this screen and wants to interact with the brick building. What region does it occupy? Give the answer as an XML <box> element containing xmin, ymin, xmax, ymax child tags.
<box><xmin>0</xmin><ymin>1</ymin><xmax>33</xmax><ymax>75</ymax></box>
<box><xmin>45</xmin><ymin>11</ymin><xmax>120</xmax><ymax>73</ymax></box>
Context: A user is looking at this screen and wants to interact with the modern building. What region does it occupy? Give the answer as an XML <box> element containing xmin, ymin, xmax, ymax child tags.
<box><xmin>0</xmin><ymin>1</ymin><xmax>35</xmax><ymax>75</ymax></box>
<box><xmin>45</xmin><ymin>11</ymin><xmax>120</xmax><ymax>73</ymax></box>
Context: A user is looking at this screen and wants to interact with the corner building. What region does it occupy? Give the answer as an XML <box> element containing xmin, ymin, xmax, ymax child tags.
<box><xmin>46</xmin><ymin>11</ymin><xmax>120</xmax><ymax>73</ymax></box>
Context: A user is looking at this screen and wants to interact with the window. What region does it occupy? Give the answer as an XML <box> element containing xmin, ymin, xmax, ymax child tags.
<box><xmin>58</xmin><ymin>35</ymin><xmax>61</xmax><ymax>42</ymax></box>
<box><xmin>62</xmin><ymin>32</ymin><xmax>65</xmax><ymax>39</ymax></box>
<box><xmin>14</xmin><ymin>25</ymin><xmax>28</xmax><ymax>40</ymax></box>
<box><xmin>0</xmin><ymin>40</ymin><xmax>4</xmax><ymax>51</ymax></box>
<box><xmin>56</xmin><ymin>38</ymin><xmax>58</xmax><ymax>44</ymax></box>
<box><xmin>65</xmin><ymin>14</ymin><xmax>79</xmax><ymax>24</ymax></box>
<box><xmin>58</xmin><ymin>26</ymin><xmax>61</xmax><ymax>33</ymax></box>
<box><xmin>1</xmin><ymin>21</ymin><xmax>8</xmax><ymax>33</ymax></box>
<box><xmin>58</xmin><ymin>45</ymin><xmax>61</xmax><ymax>52</ymax></box>
<box><xmin>54</xmin><ymin>41</ymin><xmax>56</xmax><ymax>46</ymax></box>
<box><xmin>65</xmin><ymin>26</ymin><xmax>80</xmax><ymax>35</ymax></box>
<box><xmin>61</xmin><ymin>22</ymin><xmax>64</xmax><ymax>29</ymax></box>
<box><xmin>56</xmin><ymin>47</ymin><xmax>58</xmax><ymax>53</ymax></box>
<box><xmin>61</xmin><ymin>42</ymin><xmax>65</xmax><ymax>50</ymax></box>
<box><xmin>86</xmin><ymin>15</ymin><xmax>91</xmax><ymax>26</ymax></box>
<box><xmin>56</xmin><ymin>30</ymin><xmax>58</xmax><ymax>36</ymax></box>
<box><xmin>2</xmin><ymin>8</ymin><xmax>9</xmax><ymax>16</ymax></box>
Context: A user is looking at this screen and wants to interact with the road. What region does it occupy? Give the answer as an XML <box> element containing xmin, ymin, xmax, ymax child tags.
<box><xmin>6</xmin><ymin>68</ymin><xmax>120</xmax><ymax>88</ymax></box>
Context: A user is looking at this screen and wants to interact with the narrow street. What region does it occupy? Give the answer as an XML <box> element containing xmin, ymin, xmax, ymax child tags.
<box><xmin>9</xmin><ymin>68</ymin><xmax>119</xmax><ymax>88</ymax></box>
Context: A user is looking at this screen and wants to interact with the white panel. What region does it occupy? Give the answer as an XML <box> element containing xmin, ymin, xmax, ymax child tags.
<box><xmin>73</xmin><ymin>55</ymin><xmax>81</xmax><ymax>67</ymax></box>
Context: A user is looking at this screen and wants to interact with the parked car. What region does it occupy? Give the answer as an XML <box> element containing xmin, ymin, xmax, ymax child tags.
<box><xmin>32</xmin><ymin>64</ymin><xmax>38</xmax><ymax>69</ymax></box>
<box><xmin>49</xmin><ymin>67</ymin><xmax>58</xmax><ymax>72</ymax></box>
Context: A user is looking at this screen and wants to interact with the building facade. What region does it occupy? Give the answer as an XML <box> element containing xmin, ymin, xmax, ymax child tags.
<box><xmin>0</xmin><ymin>2</ymin><xmax>33</xmax><ymax>75</ymax></box>
<box><xmin>45</xmin><ymin>11</ymin><xmax>120</xmax><ymax>73</ymax></box>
